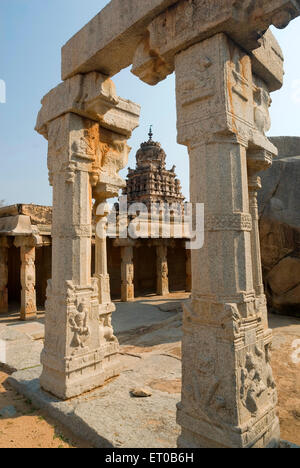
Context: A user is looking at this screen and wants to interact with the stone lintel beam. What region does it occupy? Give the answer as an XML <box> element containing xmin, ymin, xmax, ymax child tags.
<box><xmin>132</xmin><ymin>1</ymin><xmax>295</xmax><ymax>91</ymax></box>
<box><xmin>61</xmin><ymin>0</ymin><xmax>179</xmax><ymax>80</ymax></box>
<box><xmin>0</xmin><ymin>215</ymin><xmax>33</xmax><ymax>237</ymax></box>
<box><xmin>35</xmin><ymin>72</ymin><xmax>140</xmax><ymax>139</ymax></box>
<box><xmin>113</xmin><ymin>238</ymin><xmax>137</xmax><ymax>248</ymax></box>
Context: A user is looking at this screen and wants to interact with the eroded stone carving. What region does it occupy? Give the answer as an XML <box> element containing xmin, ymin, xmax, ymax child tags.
<box><xmin>69</xmin><ymin>301</ymin><xmax>91</xmax><ymax>351</ymax></box>
<box><xmin>36</xmin><ymin>75</ymin><xmax>140</xmax><ymax>399</ymax></box>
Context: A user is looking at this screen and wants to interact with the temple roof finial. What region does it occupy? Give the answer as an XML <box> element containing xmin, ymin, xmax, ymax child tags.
<box><xmin>148</xmin><ymin>125</ymin><xmax>153</xmax><ymax>141</ymax></box>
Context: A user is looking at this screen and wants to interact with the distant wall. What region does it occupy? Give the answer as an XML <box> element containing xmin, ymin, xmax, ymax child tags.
<box><xmin>134</xmin><ymin>243</ymin><xmax>157</xmax><ymax>296</ymax></box>
<box><xmin>107</xmin><ymin>239</ymin><xmax>121</xmax><ymax>300</ymax></box>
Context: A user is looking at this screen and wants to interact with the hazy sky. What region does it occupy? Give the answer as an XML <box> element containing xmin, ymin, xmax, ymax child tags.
<box><xmin>1</xmin><ymin>1</ymin><xmax>299</xmax><ymax>206</ymax></box>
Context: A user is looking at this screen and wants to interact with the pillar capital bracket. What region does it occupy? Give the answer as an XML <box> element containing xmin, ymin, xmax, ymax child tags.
<box><xmin>131</xmin><ymin>1</ymin><xmax>296</xmax><ymax>91</ymax></box>
<box><xmin>36</xmin><ymin>72</ymin><xmax>140</xmax><ymax>140</ymax></box>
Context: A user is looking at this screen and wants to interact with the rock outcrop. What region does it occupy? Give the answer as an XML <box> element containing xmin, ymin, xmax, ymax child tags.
<box><xmin>259</xmin><ymin>137</ymin><xmax>300</xmax><ymax>316</ymax></box>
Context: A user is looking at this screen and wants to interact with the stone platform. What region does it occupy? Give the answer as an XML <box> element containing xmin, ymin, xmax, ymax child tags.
<box><xmin>7</xmin><ymin>297</ymin><xmax>184</xmax><ymax>448</ymax></box>
<box><xmin>1</xmin><ymin>294</ymin><xmax>300</xmax><ymax>448</ymax></box>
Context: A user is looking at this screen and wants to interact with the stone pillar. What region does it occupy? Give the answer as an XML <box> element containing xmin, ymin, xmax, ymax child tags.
<box><xmin>186</xmin><ymin>248</ymin><xmax>192</xmax><ymax>293</ymax></box>
<box><xmin>175</xmin><ymin>34</ymin><xmax>279</xmax><ymax>448</ymax></box>
<box><xmin>247</xmin><ymin>150</ymin><xmax>274</xmax><ymax>332</ymax></box>
<box><xmin>94</xmin><ymin>201</ymin><xmax>113</xmax><ymax>308</ymax></box>
<box><xmin>93</xmin><ymin>193</ymin><xmax>119</xmax><ymax>348</ymax></box>
<box><xmin>121</xmin><ymin>246</ymin><xmax>134</xmax><ymax>302</ymax></box>
<box><xmin>39</xmin><ymin>114</ymin><xmax>122</xmax><ymax>399</ymax></box>
<box><xmin>156</xmin><ymin>244</ymin><xmax>169</xmax><ymax>296</ymax></box>
<box><xmin>0</xmin><ymin>238</ymin><xmax>9</xmax><ymax>314</ymax></box>
<box><xmin>14</xmin><ymin>237</ymin><xmax>37</xmax><ymax>321</ymax></box>
<box><xmin>35</xmin><ymin>72</ymin><xmax>140</xmax><ymax>400</ymax></box>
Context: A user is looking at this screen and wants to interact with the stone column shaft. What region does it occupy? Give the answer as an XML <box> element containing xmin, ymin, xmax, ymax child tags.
<box><xmin>175</xmin><ymin>34</ymin><xmax>279</xmax><ymax>449</ymax></box>
<box><xmin>35</xmin><ymin>71</ymin><xmax>140</xmax><ymax>400</ymax></box>
<box><xmin>156</xmin><ymin>244</ymin><xmax>169</xmax><ymax>296</ymax></box>
<box><xmin>121</xmin><ymin>246</ymin><xmax>134</xmax><ymax>302</ymax></box>
<box><xmin>0</xmin><ymin>238</ymin><xmax>9</xmax><ymax>314</ymax></box>
<box><xmin>40</xmin><ymin>114</ymin><xmax>119</xmax><ymax>400</ymax></box>
<box><xmin>20</xmin><ymin>242</ymin><xmax>37</xmax><ymax>321</ymax></box>
<box><xmin>247</xmin><ymin>149</ymin><xmax>274</xmax><ymax>333</ymax></box>
<box><xmin>94</xmin><ymin>202</ymin><xmax>113</xmax><ymax>308</ymax></box>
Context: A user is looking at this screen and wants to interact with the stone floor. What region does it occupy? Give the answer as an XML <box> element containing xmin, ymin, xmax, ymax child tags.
<box><xmin>0</xmin><ymin>293</ymin><xmax>300</xmax><ymax>448</ymax></box>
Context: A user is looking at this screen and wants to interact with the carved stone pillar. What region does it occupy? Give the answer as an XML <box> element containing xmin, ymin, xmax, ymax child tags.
<box><xmin>0</xmin><ymin>238</ymin><xmax>9</xmax><ymax>314</ymax></box>
<box><xmin>175</xmin><ymin>34</ymin><xmax>279</xmax><ymax>448</ymax></box>
<box><xmin>121</xmin><ymin>246</ymin><xmax>134</xmax><ymax>302</ymax></box>
<box><xmin>186</xmin><ymin>248</ymin><xmax>192</xmax><ymax>293</ymax></box>
<box><xmin>93</xmin><ymin>193</ymin><xmax>119</xmax><ymax>349</ymax></box>
<box><xmin>94</xmin><ymin>201</ymin><xmax>114</xmax><ymax>308</ymax></box>
<box><xmin>14</xmin><ymin>237</ymin><xmax>37</xmax><ymax>321</ymax></box>
<box><xmin>247</xmin><ymin>150</ymin><xmax>274</xmax><ymax>332</ymax></box>
<box><xmin>35</xmin><ymin>72</ymin><xmax>140</xmax><ymax>400</ymax></box>
<box><xmin>156</xmin><ymin>244</ymin><xmax>169</xmax><ymax>296</ymax></box>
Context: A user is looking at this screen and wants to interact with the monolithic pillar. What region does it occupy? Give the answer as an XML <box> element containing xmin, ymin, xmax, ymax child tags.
<box><xmin>93</xmin><ymin>196</ymin><xmax>119</xmax><ymax>347</ymax></box>
<box><xmin>14</xmin><ymin>237</ymin><xmax>37</xmax><ymax>321</ymax></box>
<box><xmin>175</xmin><ymin>34</ymin><xmax>279</xmax><ymax>448</ymax></box>
<box><xmin>156</xmin><ymin>244</ymin><xmax>169</xmax><ymax>296</ymax></box>
<box><xmin>94</xmin><ymin>201</ymin><xmax>113</xmax><ymax>308</ymax></box>
<box><xmin>0</xmin><ymin>238</ymin><xmax>9</xmax><ymax>314</ymax></box>
<box><xmin>35</xmin><ymin>72</ymin><xmax>140</xmax><ymax>399</ymax></box>
<box><xmin>186</xmin><ymin>248</ymin><xmax>192</xmax><ymax>293</ymax></box>
<box><xmin>247</xmin><ymin>150</ymin><xmax>274</xmax><ymax>332</ymax></box>
<box><xmin>121</xmin><ymin>246</ymin><xmax>134</xmax><ymax>302</ymax></box>
<box><xmin>39</xmin><ymin>113</ymin><xmax>110</xmax><ymax>399</ymax></box>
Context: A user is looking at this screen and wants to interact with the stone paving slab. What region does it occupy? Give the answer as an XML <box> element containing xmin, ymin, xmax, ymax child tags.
<box><xmin>8</xmin><ymin>352</ymin><xmax>181</xmax><ymax>448</ymax></box>
<box><xmin>112</xmin><ymin>299</ymin><xmax>181</xmax><ymax>335</ymax></box>
<box><xmin>0</xmin><ymin>327</ymin><xmax>43</xmax><ymax>372</ymax></box>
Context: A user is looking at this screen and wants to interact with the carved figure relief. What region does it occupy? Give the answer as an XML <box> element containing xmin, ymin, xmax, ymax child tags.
<box><xmin>69</xmin><ymin>301</ymin><xmax>91</xmax><ymax>350</ymax></box>
<box><xmin>240</xmin><ymin>350</ymin><xmax>267</xmax><ymax>415</ymax></box>
<box><xmin>253</xmin><ymin>84</ymin><xmax>272</xmax><ymax>135</ymax></box>
<box><xmin>100</xmin><ymin>314</ymin><xmax>118</xmax><ymax>343</ymax></box>
<box><xmin>265</xmin><ymin>344</ymin><xmax>276</xmax><ymax>392</ymax></box>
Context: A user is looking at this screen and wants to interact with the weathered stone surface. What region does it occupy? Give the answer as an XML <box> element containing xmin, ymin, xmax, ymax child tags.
<box><xmin>0</xmin><ymin>326</ymin><xmax>43</xmax><ymax>372</ymax></box>
<box><xmin>121</xmin><ymin>246</ymin><xmax>134</xmax><ymax>302</ymax></box>
<box><xmin>61</xmin><ymin>0</ymin><xmax>179</xmax><ymax>80</ymax></box>
<box><xmin>9</xmin><ymin>352</ymin><xmax>181</xmax><ymax>448</ymax></box>
<box><xmin>35</xmin><ymin>65</ymin><xmax>140</xmax><ymax>399</ymax></box>
<box><xmin>156</xmin><ymin>245</ymin><xmax>169</xmax><ymax>297</ymax></box>
<box><xmin>0</xmin><ymin>216</ymin><xmax>33</xmax><ymax>236</ymax></box>
<box><xmin>14</xmin><ymin>237</ymin><xmax>38</xmax><ymax>322</ymax></box>
<box><xmin>62</xmin><ymin>0</ymin><xmax>300</xmax><ymax>81</ymax></box>
<box><xmin>36</xmin><ymin>72</ymin><xmax>140</xmax><ymax>139</ymax></box>
<box><xmin>259</xmin><ymin>137</ymin><xmax>300</xmax><ymax>314</ymax></box>
<box><xmin>0</xmin><ymin>205</ymin><xmax>52</xmax><ymax>225</ymax></box>
<box><xmin>32</xmin><ymin>0</ymin><xmax>300</xmax><ymax>449</ymax></box>
<box><xmin>130</xmin><ymin>387</ymin><xmax>152</xmax><ymax>398</ymax></box>
<box><xmin>132</xmin><ymin>4</ymin><xmax>286</xmax><ymax>90</ymax></box>
<box><xmin>174</xmin><ymin>32</ymin><xmax>279</xmax><ymax>449</ymax></box>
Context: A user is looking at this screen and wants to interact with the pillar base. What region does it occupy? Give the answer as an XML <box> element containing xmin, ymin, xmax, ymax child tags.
<box><xmin>20</xmin><ymin>311</ymin><xmax>38</xmax><ymax>322</ymax></box>
<box><xmin>121</xmin><ymin>287</ymin><xmax>135</xmax><ymax>303</ymax></box>
<box><xmin>177</xmin><ymin>405</ymin><xmax>280</xmax><ymax>448</ymax></box>
<box><xmin>40</xmin><ymin>343</ymin><xmax>120</xmax><ymax>400</ymax></box>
